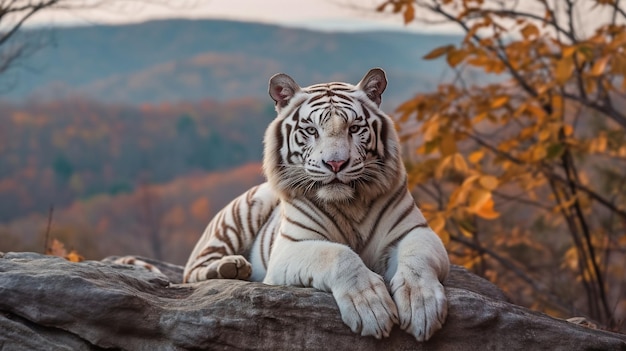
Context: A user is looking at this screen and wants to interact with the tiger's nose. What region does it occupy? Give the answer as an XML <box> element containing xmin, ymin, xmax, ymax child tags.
<box><xmin>323</xmin><ymin>159</ymin><xmax>349</xmax><ymax>173</ymax></box>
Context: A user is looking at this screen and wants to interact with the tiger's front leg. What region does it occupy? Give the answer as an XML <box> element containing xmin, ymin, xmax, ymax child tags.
<box><xmin>264</xmin><ymin>238</ymin><xmax>399</xmax><ymax>339</ymax></box>
<box><xmin>386</xmin><ymin>227</ymin><xmax>450</xmax><ymax>341</ymax></box>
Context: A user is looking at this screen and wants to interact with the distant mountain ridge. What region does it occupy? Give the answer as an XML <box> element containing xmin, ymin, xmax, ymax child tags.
<box><xmin>2</xmin><ymin>18</ymin><xmax>460</xmax><ymax>106</ymax></box>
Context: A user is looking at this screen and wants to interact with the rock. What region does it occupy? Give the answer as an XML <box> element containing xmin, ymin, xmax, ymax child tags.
<box><xmin>0</xmin><ymin>252</ymin><xmax>624</xmax><ymax>351</ymax></box>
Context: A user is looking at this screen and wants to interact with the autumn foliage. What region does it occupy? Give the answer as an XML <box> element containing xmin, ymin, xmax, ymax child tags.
<box><xmin>3</xmin><ymin>163</ymin><xmax>264</xmax><ymax>265</ymax></box>
<box><xmin>378</xmin><ymin>0</ymin><xmax>626</xmax><ymax>329</ymax></box>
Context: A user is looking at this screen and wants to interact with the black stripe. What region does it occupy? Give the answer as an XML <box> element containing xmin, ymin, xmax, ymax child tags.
<box><xmin>199</xmin><ymin>245</ymin><xmax>227</xmax><ymax>258</ymax></box>
<box><xmin>280</xmin><ymin>232</ymin><xmax>300</xmax><ymax>242</ymax></box>
<box><xmin>216</xmin><ymin>224</ymin><xmax>238</xmax><ymax>254</ymax></box>
<box><xmin>289</xmin><ymin>200</ymin><xmax>327</xmax><ymax>231</ymax></box>
<box><xmin>231</xmin><ymin>197</ymin><xmax>243</xmax><ymax>233</ymax></box>
<box><xmin>284</xmin><ymin>216</ymin><xmax>330</xmax><ymax>240</ymax></box>
<box><xmin>245</xmin><ymin>186</ymin><xmax>258</xmax><ymax>235</ymax></box>
<box><xmin>367</xmin><ymin>184</ymin><xmax>407</xmax><ymax>239</ymax></box>
<box><xmin>309</xmin><ymin>93</ymin><xmax>326</xmax><ymax>103</ymax></box>
<box><xmin>388</xmin><ymin>203</ymin><xmax>416</xmax><ymax>234</ymax></box>
<box><xmin>258</xmin><ymin>220</ymin><xmax>273</xmax><ymax>269</ymax></box>
<box><xmin>389</xmin><ymin>223</ymin><xmax>429</xmax><ymax>250</ymax></box>
<box><xmin>267</xmin><ymin>224</ymin><xmax>278</xmax><ymax>263</ymax></box>
<box><xmin>313</xmin><ymin>203</ymin><xmax>349</xmax><ymax>244</ymax></box>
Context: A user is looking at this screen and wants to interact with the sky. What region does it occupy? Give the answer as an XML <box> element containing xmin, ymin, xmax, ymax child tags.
<box><xmin>27</xmin><ymin>0</ymin><xmax>460</xmax><ymax>33</ymax></box>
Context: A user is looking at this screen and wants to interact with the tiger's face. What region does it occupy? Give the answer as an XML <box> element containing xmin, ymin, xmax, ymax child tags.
<box><xmin>263</xmin><ymin>68</ymin><xmax>402</xmax><ymax>203</ymax></box>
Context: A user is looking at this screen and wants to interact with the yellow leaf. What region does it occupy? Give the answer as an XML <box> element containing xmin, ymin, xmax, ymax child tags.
<box><xmin>440</xmin><ymin>133</ymin><xmax>457</xmax><ymax>156</ymax></box>
<box><xmin>590</xmin><ymin>55</ymin><xmax>610</xmax><ymax>76</ymax></box>
<box><xmin>423</xmin><ymin>120</ymin><xmax>439</xmax><ymax>142</ymax></box>
<box><xmin>479</xmin><ymin>175</ymin><xmax>499</xmax><ymax>190</ymax></box>
<box><xmin>475</xmin><ymin>198</ymin><xmax>500</xmax><ymax>219</ymax></box>
<box><xmin>435</xmin><ymin>155</ymin><xmax>452</xmax><ymax>179</ymax></box>
<box><xmin>469</xmin><ymin>188</ymin><xmax>492</xmax><ymax>211</ymax></box>
<box><xmin>460</xmin><ymin>173</ymin><xmax>479</xmax><ymax>188</ymax></box>
<box><xmin>551</xmin><ymin>95</ymin><xmax>563</xmax><ymax>116</ymax></box>
<box><xmin>447</xmin><ymin>49</ymin><xmax>466</xmax><ymax>67</ymax></box>
<box><xmin>423</xmin><ymin>45</ymin><xmax>454</xmax><ymax>60</ymax></box>
<box><xmin>467</xmin><ymin>55</ymin><xmax>492</xmax><ymax>68</ymax></box>
<box><xmin>555</xmin><ymin>58</ymin><xmax>574</xmax><ymax>84</ymax></box>
<box><xmin>452</xmin><ymin>153</ymin><xmax>468</xmax><ymax>174</ymax></box>
<box><xmin>447</xmin><ymin>187</ymin><xmax>466</xmax><ymax>209</ymax></box>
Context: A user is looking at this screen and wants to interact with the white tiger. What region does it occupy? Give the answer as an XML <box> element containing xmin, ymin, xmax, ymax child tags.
<box><xmin>183</xmin><ymin>68</ymin><xmax>450</xmax><ymax>341</ymax></box>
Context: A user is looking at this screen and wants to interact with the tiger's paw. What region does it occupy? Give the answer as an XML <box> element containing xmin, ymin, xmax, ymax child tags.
<box><xmin>216</xmin><ymin>255</ymin><xmax>252</xmax><ymax>280</ymax></box>
<box><xmin>390</xmin><ymin>269</ymin><xmax>447</xmax><ymax>341</ymax></box>
<box><xmin>333</xmin><ymin>270</ymin><xmax>399</xmax><ymax>339</ymax></box>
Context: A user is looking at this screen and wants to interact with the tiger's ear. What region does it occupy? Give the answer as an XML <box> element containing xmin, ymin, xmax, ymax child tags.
<box><xmin>269</xmin><ymin>73</ymin><xmax>301</xmax><ymax>110</ymax></box>
<box><xmin>357</xmin><ymin>68</ymin><xmax>387</xmax><ymax>106</ymax></box>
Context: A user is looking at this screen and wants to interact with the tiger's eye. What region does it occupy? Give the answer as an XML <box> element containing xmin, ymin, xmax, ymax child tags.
<box><xmin>349</xmin><ymin>125</ymin><xmax>361</xmax><ymax>133</ymax></box>
<box><xmin>305</xmin><ymin>127</ymin><xmax>318</xmax><ymax>136</ymax></box>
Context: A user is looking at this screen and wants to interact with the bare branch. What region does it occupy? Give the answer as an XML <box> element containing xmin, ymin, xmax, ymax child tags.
<box><xmin>450</xmin><ymin>234</ymin><xmax>584</xmax><ymax>317</ymax></box>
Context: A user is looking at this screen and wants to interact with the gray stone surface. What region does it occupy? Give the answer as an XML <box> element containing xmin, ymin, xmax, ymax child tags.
<box><xmin>1</xmin><ymin>251</ymin><xmax>624</xmax><ymax>350</ymax></box>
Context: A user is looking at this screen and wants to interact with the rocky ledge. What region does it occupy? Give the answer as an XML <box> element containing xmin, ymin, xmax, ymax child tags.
<box><xmin>0</xmin><ymin>252</ymin><xmax>624</xmax><ymax>350</ymax></box>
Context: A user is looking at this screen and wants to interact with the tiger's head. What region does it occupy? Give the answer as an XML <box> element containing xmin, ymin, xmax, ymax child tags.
<box><xmin>263</xmin><ymin>68</ymin><xmax>404</xmax><ymax>203</ymax></box>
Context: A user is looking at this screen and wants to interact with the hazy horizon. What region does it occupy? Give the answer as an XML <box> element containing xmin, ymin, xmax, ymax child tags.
<box><xmin>22</xmin><ymin>0</ymin><xmax>462</xmax><ymax>34</ymax></box>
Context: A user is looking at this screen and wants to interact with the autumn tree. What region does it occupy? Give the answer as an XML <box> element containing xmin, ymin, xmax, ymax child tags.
<box><xmin>376</xmin><ymin>0</ymin><xmax>626</xmax><ymax>328</ymax></box>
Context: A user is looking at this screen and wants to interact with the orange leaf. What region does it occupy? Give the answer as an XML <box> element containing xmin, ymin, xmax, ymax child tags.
<box><xmin>526</xmin><ymin>104</ymin><xmax>547</xmax><ymax>120</ymax></box>
<box><xmin>532</xmin><ymin>145</ymin><xmax>548</xmax><ymax>161</ymax></box>
<box><xmin>375</xmin><ymin>1</ymin><xmax>390</xmax><ymax>12</ymax></box>
<box><xmin>479</xmin><ymin>175</ymin><xmax>499</xmax><ymax>190</ymax></box>
<box><xmin>403</xmin><ymin>4</ymin><xmax>415</xmax><ymax>24</ymax></box>
<box><xmin>447</xmin><ymin>48</ymin><xmax>466</xmax><ymax>67</ymax></box>
<box><xmin>452</xmin><ymin>153</ymin><xmax>468</xmax><ymax>174</ymax></box>
<box><xmin>469</xmin><ymin>188</ymin><xmax>492</xmax><ymax>211</ymax></box>
<box><xmin>590</xmin><ymin>55</ymin><xmax>610</xmax><ymax>76</ymax></box>
<box><xmin>468</xmin><ymin>150</ymin><xmax>484</xmax><ymax>164</ymax></box>
<box><xmin>521</xmin><ymin>24</ymin><xmax>539</xmax><ymax>39</ymax></box>
<box><xmin>562</xmin><ymin>45</ymin><xmax>577</xmax><ymax>58</ymax></box>
<box><xmin>555</xmin><ymin>58</ymin><xmax>574</xmax><ymax>84</ymax></box>
<box><xmin>440</xmin><ymin>133</ymin><xmax>457</xmax><ymax>156</ymax></box>
<box><xmin>490</xmin><ymin>96</ymin><xmax>509</xmax><ymax>109</ymax></box>
<box><xmin>563</xmin><ymin>124</ymin><xmax>574</xmax><ymax>136</ymax></box>
<box><xmin>65</xmin><ymin>250</ymin><xmax>84</xmax><ymax>262</ymax></box>
<box><xmin>423</xmin><ymin>45</ymin><xmax>455</xmax><ymax>60</ymax></box>
<box><xmin>539</xmin><ymin>129</ymin><xmax>551</xmax><ymax>141</ymax></box>
<box><xmin>475</xmin><ymin>198</ymin><xmax>500</xmax><ymax>219</ymax></box>
<box><xmin>47</xmin><ymin>238</ymin><xmax>67</xmax><ymax>257</ymax></box>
